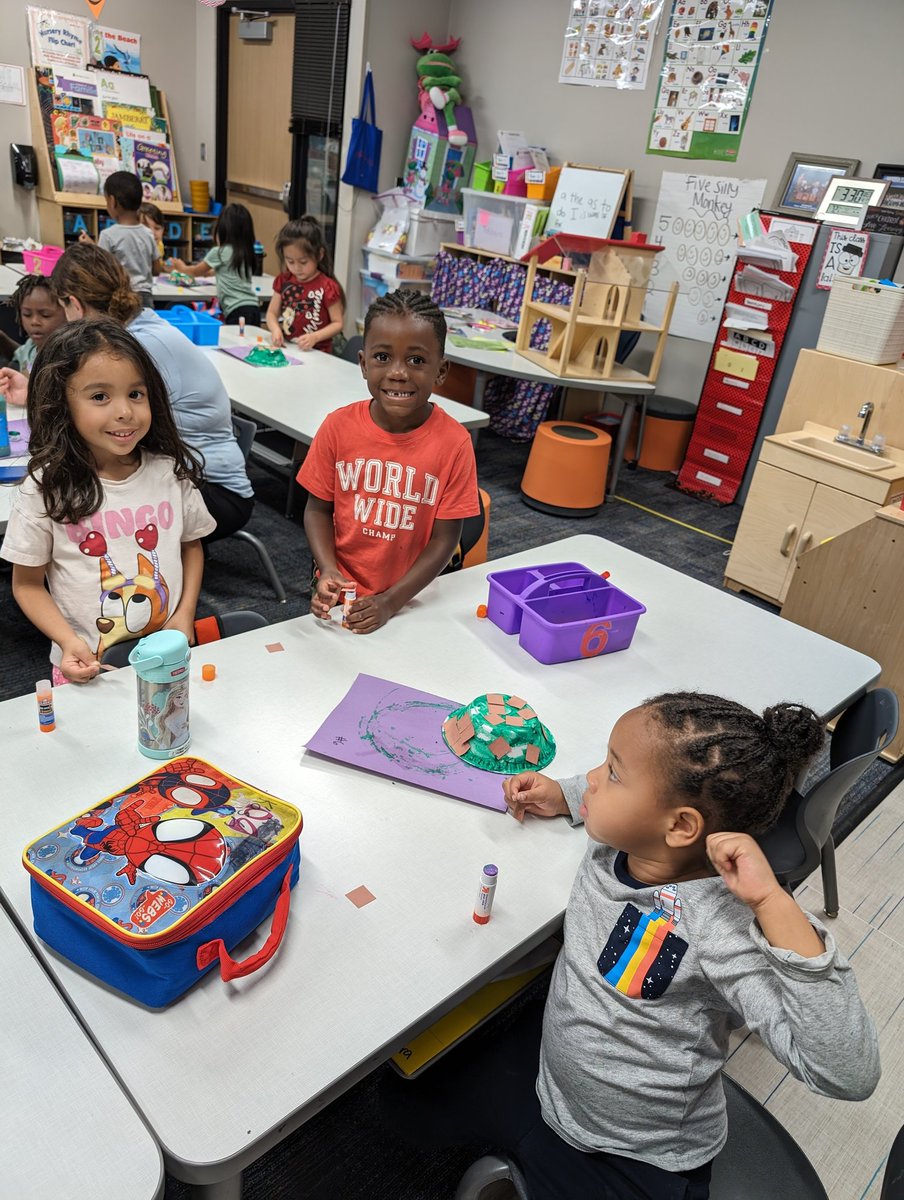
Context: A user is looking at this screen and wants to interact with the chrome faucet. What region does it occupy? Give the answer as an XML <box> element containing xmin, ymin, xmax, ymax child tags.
<box><xmin>835</xmin><ymin>402</ymin><xmax>886</xmax><ymax>454</ymax></box>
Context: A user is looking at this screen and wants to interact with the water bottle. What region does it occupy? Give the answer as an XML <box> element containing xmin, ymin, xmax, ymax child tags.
<box><xmin>0</xmin><ymin>396</ymin><xmax>10</xmax><ymax>458</ymax></box>
<box><xmin>129</xmin><ymin>630</ymin><xmax>191</xmax><ymax>759</ymax></box>
<box><xmin>253</xmin><ymin>241</ymin><xmax>264</xmax><ymax>275</ymax></box>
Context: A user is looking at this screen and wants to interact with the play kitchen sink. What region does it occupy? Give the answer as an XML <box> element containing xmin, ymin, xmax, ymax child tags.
<box><xmin>788</xmin><ymin>434</ymin><xmax>889</xmax><ymax>471</ymax></box>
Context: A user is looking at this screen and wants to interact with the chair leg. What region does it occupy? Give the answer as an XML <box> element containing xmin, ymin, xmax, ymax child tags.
<box><xmin>820</xmin><ymin>837</ymin><xmax>840</xmax><ymax>918</ymax></box>
<box><xmin>233</xmin><ymin>531</ymin><xmax>287</xmax><ymax>602</ymax></box>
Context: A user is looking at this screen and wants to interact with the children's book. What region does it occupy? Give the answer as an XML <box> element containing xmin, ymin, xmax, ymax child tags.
<box><xmin>90</xmin><ymin>25</ymin><xmax>142</xmax><ymax>74</ymax></box>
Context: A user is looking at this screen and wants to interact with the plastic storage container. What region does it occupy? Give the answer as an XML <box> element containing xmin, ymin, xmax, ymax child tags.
<box><xmin>158</xmin><ymin>304</ymin><xmax>221</xmax><ymax>346</ymax></box>
<box><xmin>460</xmin><ymin>188</ymin><xmax>549</xmax><ymax>258</ymax></box>
<box><xmin>485</xmin><ymin>563</ymin><xmax>645</xmax><ymax>664</ymax></box>
<box><xmin>23</xmin><ymin>245</ymin><xmax>64</xmax><ymax>273</ymax></box>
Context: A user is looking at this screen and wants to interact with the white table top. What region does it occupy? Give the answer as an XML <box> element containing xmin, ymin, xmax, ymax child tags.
<box><xmin>0</xmin><ymin>261</ymin><xmax>274</xmax><ymax>303</ymax></box>
<box><xmin>153</xmin><ymin>273</ymin><xmax>274</xmax><ymax>303</ymax></box>
<box><xmin>0</xmin><ymin>534</ymin><xmax>879</xmax><ymax>1185</ymax></box>
<box><xmin>207</xmin><ymin>326</ymin><xmax>489</xmax><ymax>444</ymax></box>
<box><xmin>1</xmin><ymin>907</ymin><xmax>163</xmax><ymax>1199</ymax></box>
<box><xmin>0</xmin><ymin>453</ymin><xmax>28</xmax><ymax>534</ymax></box>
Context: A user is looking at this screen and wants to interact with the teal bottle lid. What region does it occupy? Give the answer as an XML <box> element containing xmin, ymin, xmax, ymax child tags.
<box><xmin>128</xmin><ymin>629</ymin><xmax>191</xmax><ymax>682</ymax></box>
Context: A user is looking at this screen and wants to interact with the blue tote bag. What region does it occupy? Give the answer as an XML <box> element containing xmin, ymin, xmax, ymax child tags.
<box><xmin>341</xmin><ymin>67</ymin><xmax>382</xmax><ymax>192</ymax></box>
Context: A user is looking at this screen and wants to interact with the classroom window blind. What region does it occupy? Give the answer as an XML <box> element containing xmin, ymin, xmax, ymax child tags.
<box><xmin>290</xmin><ymin>0</ymin><xmax>350</xmax><ymax>136</ymax></box>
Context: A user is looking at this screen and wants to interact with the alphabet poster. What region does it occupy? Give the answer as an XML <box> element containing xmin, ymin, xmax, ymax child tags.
<box><xmin>816</xmin><ymin>228</ymin><xmax>870</xmax><ymax>291</ymax></box>
<box><xmin>644</xmin><ymin>170</ymin><xmax>766</xmax><ymax>340</ymax></box>
<box><xmin>646</xmin><ymin>0</ymin><xmax>774</xmax><ymax>161</ymax></box>
<box><xmin>560</xmin><ymin>0</ymin><xmax>665</xmax><ymax>90</ymax></box>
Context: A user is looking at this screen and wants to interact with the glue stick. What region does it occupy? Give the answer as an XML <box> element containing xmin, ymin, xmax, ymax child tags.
<box><xmin>36</xmin><ymin>679</ymin><xmax>56</xmax><ymax>733</ymax></box>
<box><xmin>473</xmin><ymin>864</ymin><xmax>498</xmax><ymax>924</ymax></box>
<box><xmin>239</xmin><ymin>317</ymin><xmax>245</xmax><ymax>338</ymax></box>
<box><xmin>341</xmin><ymin>585</ymin><xmax>357</xmax><ymax>628</ymax></box>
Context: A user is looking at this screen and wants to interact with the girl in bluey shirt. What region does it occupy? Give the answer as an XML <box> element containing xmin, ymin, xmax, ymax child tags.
<box><xmin>1</xmin><ymin>319</ymin><xmax>215</xmax><ymax>684</ymax></box>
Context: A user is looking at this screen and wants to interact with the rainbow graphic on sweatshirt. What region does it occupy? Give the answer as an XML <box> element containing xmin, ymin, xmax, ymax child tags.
<box><xmin>597</xmin><ymin>885</ymin><xmax>689</xmax><ymax>1001</ymax></box>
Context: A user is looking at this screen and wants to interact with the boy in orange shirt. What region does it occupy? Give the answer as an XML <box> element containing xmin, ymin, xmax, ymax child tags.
<box><xmin>298</xmin><ymin>290</ymin><xmax>479</xmax><ymax>633</ymax></box>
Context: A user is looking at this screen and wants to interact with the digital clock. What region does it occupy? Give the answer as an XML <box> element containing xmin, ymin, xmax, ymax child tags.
<box><xmin>825</xmin><ymin>202</ymin><xmax>861</xmax><ymax>216</ymax></box>
<box><xmin>834</xmin><ymin>186</ymin><xmax>874</xmax><ymax>205</ymax></box>
<box><xmin>816</xmin><ymin>177</ymin><xmax>890</xmax><ymax>227</ymax></box>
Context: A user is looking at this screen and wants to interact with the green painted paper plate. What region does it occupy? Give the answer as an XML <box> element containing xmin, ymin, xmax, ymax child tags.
<box><xmin>442</xmin><ymin>692</ymin><xmax>556</xmax><ymax>774</ymax></box>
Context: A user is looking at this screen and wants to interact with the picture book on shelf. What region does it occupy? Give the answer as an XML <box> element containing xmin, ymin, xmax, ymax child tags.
<box><xmin>90</xmin><ymin>25</ymin><xmax>141</xmax><ymax>75</ymax></box>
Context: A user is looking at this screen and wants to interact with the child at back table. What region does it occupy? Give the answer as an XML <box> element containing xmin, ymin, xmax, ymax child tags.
<box><xmin>298</xmin><ymin>289</ymin><xmax>479</xmax><ymax>632</ymax></box>
<box><xmin>382</xmin><ymin>692</ymin><xmax>879</xmax><ymax>1200</ymax></box>
<box><xmin>170</xmin><ymin>202</ymin><xmax>261</xmax><ymax>326</ymax></box>
<box><xmin>6</xmin><ymin>274</ymin><xmax>66</xmax><ymax>374</ymax></box>
<box><xmin>266</xmin><ymin>216</ymin><xmax>344</xmax><ymax>352</ymax></box>
<box><xmin>1</xmin><ymin>320</ymin><xmax>215</xmax><ymax>683</ymax></box>
<box><xmin>81</xmin><ymin>171</ymin><xmax>157</xmax><ymax>307</ymax></box>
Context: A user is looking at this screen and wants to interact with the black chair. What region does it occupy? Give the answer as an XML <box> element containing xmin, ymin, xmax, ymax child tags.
<box><xmin>100</xmin><ymin>610</ymin><xmax>268</xmax><ymax>668</ymax></box>
<box><xmin>230</xmin><ymin>415</ymin><xmax>287</xmax><ymax>602</ymax></box>
<box><xmin>453</xmin><ymin>1076</ymin><xmax>827</xmax><ymax>1200</ymax></box>
<box><xmin>757</xmin><ymin>688</ymin><xmax>899</xmax><ymax>917</ymax></box>
<box><xmin>881</xmin><ymin>1121</ymin><xmax>904</xmax><ymax>1199</ymax></box>
<box><xmin>341</xmin><ymin>334</ymin><xmax>364</xmax><ymax>363</ymax></box>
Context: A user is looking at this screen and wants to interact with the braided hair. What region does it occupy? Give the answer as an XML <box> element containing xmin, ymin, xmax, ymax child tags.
<box><xmin>363</xmin><ymin>288</ymin><xmax>447</xmax><ymax>354</ymax></box>
<box><xmin>642</xmin><ymin>692</ymin><xmax>824</xmax><ymax>834</ymax></box>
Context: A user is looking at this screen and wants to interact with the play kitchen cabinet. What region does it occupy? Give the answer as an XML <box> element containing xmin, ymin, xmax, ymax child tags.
<box><xmin>724</xmin><ymin>422</ymin><xmax>904</xmax><ymax>606</ymax></box>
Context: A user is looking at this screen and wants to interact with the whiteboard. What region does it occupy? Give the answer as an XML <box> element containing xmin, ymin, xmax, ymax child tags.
<box><xmin>547</xmin><ymin>165</ymin><xmax>628</xmax><ymax>238</ymax></box>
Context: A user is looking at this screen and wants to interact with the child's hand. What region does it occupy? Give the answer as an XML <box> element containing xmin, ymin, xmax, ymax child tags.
<box><xmin>271</xmin><ymin>328</ymin><xmax>285</xmax><ymax>349</ymax></box>
<box><xmin>0</xmin><ymin>366</ymin><xmax>28</xmax><ymax>406</ymax></box>
<box><xmin>311</xmin><ymin>570</ymin><xmax>352</xmax><ymax>620</ymax></box>
<box><xmin>170</xmin><ymin>257</ymin><xmax>187</xmax><ymax>271</ymax></box>
<box><xmin>706</xmin><ymin>831</ymin><xmax>782</xmax><ymax>910</ymax></box>
<box><xmin>294</xmin><ymin>332</ymin><xmax>319</xmax><ymax>351</ymax></box>
<box><xmin>59</xmin><ymin>638</ymin><xmax>101</xmax><ymax>683</ymax></box>
<box><xmin>344</xmin><ymin>593</ymin><xmax>393</xmax><ymax>634</ymax></box>
<box><xmin>502</xmin><ymin>772</ymin><xmax>568</xmax><ymax>822</ymax></box>
<box><xmin>77</xmin><ymin>230</ymin><xmax>93</xmax><ymax>243</ymax></box>
<box><xmin>164</xmin><ymin>612</ymin><xmax>196</xmax><ymax>646</ymax></box>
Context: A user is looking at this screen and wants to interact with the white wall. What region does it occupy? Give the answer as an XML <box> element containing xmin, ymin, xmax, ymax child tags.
<box><xmin>442</xmin><ymin>0</ymin><xmax>904</xmax><ymax>401</ymax></box>
<box><xmin>0</xmin><ymin>0</ymin><xmax>213</xmax><ymax>238</ymax></box>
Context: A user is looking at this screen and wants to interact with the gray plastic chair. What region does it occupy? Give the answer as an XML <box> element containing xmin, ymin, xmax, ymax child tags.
<box><xmin>453</xmin><ymin>1076</ymin><xmax>826</xmax><ymax>1200</ymax></box>
<box><xmin>100</xmin><ymin>610</ymin><xmax>268</xmax><ymax>668</ymax></box>
<box><xmin>757</xmin><ymin>688</ymin><xmax>899</xmax><ymax>916</ymax></box>
<box><xmin>231</xmin><ymin>415</ymin><xmax>287</xmax><ymax>602</ymax></box>
<box><xmin>341</xmin><ymin>334</ymin><xmax>364</xmax><ymax>363</ymax></box>
<box><xmin>881</xmin><ymin>1121</ymin><xmax>904</xmax><ymax>1199</ymax></box>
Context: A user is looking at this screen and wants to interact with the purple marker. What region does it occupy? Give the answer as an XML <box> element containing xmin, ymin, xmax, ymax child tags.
<box><xmin>473</xmin><ymin>864</ymin><xmax>498</xmax><ymax>924</ymax></box>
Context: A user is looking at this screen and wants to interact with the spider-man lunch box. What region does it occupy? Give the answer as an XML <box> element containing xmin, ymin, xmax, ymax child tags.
<box><xmin>22</xmin><ymin>757</ymin><xmax>302</xmax><ymax>1007</ymax></box>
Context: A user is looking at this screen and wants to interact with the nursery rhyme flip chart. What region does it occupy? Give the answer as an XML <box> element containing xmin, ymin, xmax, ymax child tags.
<box><xmin>647</xmin><ymin>0</ymin><xmax>774</xmax><ymax>161</ymax></box>
<box><xmin>645</xmin><ymin>171</ymin><xmax>766</xmax><ymax>340</ymax></box>
<box><xmin>560</xmin><ymin>0</ymin><xmax>665</xmax><ymax>91</ymax></box>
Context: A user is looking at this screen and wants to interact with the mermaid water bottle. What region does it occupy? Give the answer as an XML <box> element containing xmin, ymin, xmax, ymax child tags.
<box><xmin>129</xmin><ymin>630</ymin><xmax>191</xmax><ymax>759</ymax></box>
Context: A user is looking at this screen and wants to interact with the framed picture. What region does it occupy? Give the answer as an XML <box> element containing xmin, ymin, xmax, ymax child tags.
<box><xmin>771</xmin><ymin>153</ymin><xmax>860</xmax><ymax>217</ymax></box>
<box><xmin>873</xmin><ymin>163</ymin><xmax>904</xmax><ymax>213</ymax></box>
<box><xmin>815</xmin><ymin>177</ymin><xmax>890</xmax><ymax>228</ymax></box>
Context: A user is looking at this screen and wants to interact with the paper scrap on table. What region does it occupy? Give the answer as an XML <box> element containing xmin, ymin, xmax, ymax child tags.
<box><xmin>265</xmin><ymin>642</ymin><xmax>284</xmax><ymax>653</ymax></box>
<box><xmin>305</xmin><ymin>673</ymin><xmax>509</xmax><ymax>812</ymax></box>
<box><xmin>346</xmin><ymin>885</ymin><xmax>376</xmax><ymax>908</ymax></box>
<box><xmin>714</xmin><ymin>348</ymin><xmax>758</xmax><ymax>381</ymax></box>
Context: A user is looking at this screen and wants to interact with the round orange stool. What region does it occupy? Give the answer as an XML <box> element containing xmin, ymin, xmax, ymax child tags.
<box><xmin>521</xmin><ymin>422</ymin><xmax>611</xmax><ymax>517</ymax></box>
<box><xmin>624</xmin><ymin>396</ymin><xmax>695</xmax><ymax>471</ymax></box>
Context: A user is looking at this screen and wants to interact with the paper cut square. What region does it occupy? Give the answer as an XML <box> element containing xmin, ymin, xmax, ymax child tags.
<box><xmin>525</xmin><ymin>745</ymin><xmax>541</xmax><ymax>765</ymax></box>
<box><xmin>489</xmin><ymin>736</ymin><xmax>511</xmax><ymax>759</ymax></box>
<box><xmin>508</xmin><ymin>695</ymin><xmax>526</xmax><ymax>708</ymax></box>
<box><xmin>346</xmin><ymin>885</ymin><xmax>376</xmax><ymax>908</ymax></box>
<box><xmin>265</xmin><ymin>643</ymin><xmax>285</xmax><ymax>653</ymax></box>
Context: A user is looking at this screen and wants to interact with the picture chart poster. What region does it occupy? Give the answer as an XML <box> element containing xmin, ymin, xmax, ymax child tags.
<box><xmin>645</xmin><ymin>171</ymin><xmax>766</xmax><ymax>340</ymax></box>
<box><xmin>559</xmin><ymin>0</ymin><xmax>664</xmax><ymax>90</ymax></box>
<box><xmin>646</xmin><ymin>0</ymin><xmax>774</xmax><ymax>161</ymax></box>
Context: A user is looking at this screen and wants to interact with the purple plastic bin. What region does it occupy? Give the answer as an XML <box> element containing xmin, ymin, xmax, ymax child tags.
<box><xmin>484</xmin><ymin>562</ymin><xmax>645</xmax><ymax>665</ymax></box>
<box><xmin>486</xmin><ymin>562</ymin><xmax>589</xmax><ymax>634</ymax></box>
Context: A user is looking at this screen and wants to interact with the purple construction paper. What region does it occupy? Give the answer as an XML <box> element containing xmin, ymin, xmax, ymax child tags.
<box><xmin>220</xmin><ymin>345</ymin><xmax>304</xmax><ymax>367</ymax></box>
<box><xmin>305</xmin><ymin>673</ymin><xmax>509</xmax><ymax>812</ymax></box>
<box><xmin>8</xmin><ymin>418</ymin><xmax>30</xmax><ymax>449</ymax></box>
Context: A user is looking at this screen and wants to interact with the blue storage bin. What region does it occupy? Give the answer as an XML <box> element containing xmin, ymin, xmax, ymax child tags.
<box><xmin>158</xmin><ymin>304</ymin><xmax>221</xmax><ymax>346</ymax></box>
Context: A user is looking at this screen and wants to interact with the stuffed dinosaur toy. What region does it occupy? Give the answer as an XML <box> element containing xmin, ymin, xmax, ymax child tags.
<box><xmin>411</xmin><ymin>33</ymin><xmax>468</xmax><ymax>148</ymax></box>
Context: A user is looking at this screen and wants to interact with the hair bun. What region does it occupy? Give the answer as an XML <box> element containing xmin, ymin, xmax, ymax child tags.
<box><xmin>762</xmin><ymin>703</ymin><xmax>824</xmax><ymax>772</ymax></box>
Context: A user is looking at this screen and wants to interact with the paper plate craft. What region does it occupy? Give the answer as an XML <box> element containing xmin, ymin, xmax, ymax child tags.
<box><xmin>168</xmin><ymin>270</ymin><xmax>195</xmax><ymax>287</ymax></box>
<box><xmin>220</xmin><ymin>345</ymin><xmax>304</xmax><ymax>368</ymax></box>
<box><xmin>442</xmin><ymin>693</ymin><xmax>556</xmax><ymax>773</ymax></box>
<box><xmin>245</xmin><ymin>345</ymin><xmax>290</xmax><ymax>368</ymax></box>
<box><xmin>305</xmin><ymin>673</ymin><xmax>516</xmax><ymax>811</ymax></box>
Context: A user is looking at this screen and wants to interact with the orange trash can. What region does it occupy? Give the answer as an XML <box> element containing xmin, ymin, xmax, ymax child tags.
<box><xmin>521</xmin><ymin>422</ymin><xmax>611</xmax><ymax>517</ymax></box>
<box><xmin>624</xmin><ymin>396</ymin><xmax>695</xmax><ymax>472</ymax></box>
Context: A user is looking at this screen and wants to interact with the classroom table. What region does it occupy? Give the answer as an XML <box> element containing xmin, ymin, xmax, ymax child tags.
<box><xmin>0</xmin><ymin>260</ymin><xmax>274</xmax><ymax>304</ymax></box>
<box><xmin>1</xmin><ymin>905</ymin><xmax>164</xmax><ymax>1199</ymax></box>
<box><xmin>0</xmin><ymin>534</ymin><xmax>879</xmax><ymax>1198</ymax></box>
<box><xmin>0</xmin><ymin>452</ymin><xmax>28</xmax><ymax>535</ymax></box>
<box><xmin>441</xmin><ymin>316</ymin><xmax>656</xmax><ymax>494</ymax></box>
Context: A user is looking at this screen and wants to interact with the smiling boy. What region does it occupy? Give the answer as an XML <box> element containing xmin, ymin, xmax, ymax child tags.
<box><xmin>297</xmin><ymin>290</ymin><xmax>479</xmax><ymax>633</ymax></box>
